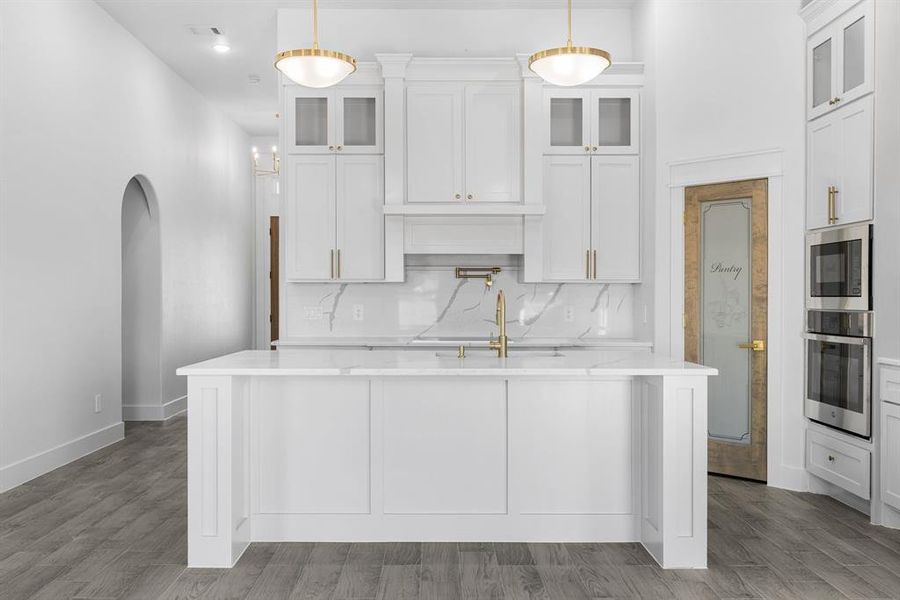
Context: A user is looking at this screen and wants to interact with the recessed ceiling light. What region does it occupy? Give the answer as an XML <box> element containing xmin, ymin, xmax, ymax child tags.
<box><xmin>212</xmin><ymin>42</ymin><xmax>231</xmax><ymax>54</ymax></box>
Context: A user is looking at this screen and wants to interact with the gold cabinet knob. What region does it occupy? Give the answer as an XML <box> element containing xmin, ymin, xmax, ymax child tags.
<box><xmin>328</xmin><ymin>145</ymin><xmax>335</xmax><ymax>150</ymax></box>
<box><xmin>467</xmin><ymin>193</ymin><xmax>473</xmax><ymax>200</ymax></box>
<box><xmin>336</xmin><ymin>145</ymin><xmax>343</xmax><ymax>151</ymax></box>
<box><xmin>592</xmin><ymin>146</ymin><xmax>598</xmax><ymax>151</ymax></box>
<box><xmin>455</xmin><ymin>193</ymin><xmax>461</xmax><ymax>199</ymax></box>
<box><xmin>584</xmin><ymin>145</ymin><xmax>591</xmax><ymax>152</ymax></box>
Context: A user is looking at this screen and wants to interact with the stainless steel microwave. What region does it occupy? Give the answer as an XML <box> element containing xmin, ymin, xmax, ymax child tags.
<box><xmin>806</xmin><ymin>224</ymin><xmax>872</xmax><ymax>311</ymax></box>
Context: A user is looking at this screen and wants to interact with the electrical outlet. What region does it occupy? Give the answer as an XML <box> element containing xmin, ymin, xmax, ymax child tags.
<box><xmin>303</xmin><ymin>306</ymin><xmax>324</xmax><ymax>320</ymax></box>
<box><xmin>564</xmin><ymin>306</ymin><xmax>575</xmax><ymax>322</ymax></box>
<box><xmin>94</xmin><ymin>394</ymin><xmax>102</xmax><ymax>413</ymax></box>
<box><xmin>352</xmin><ymin>304</ymin><xmax>364</xmax><ymax>321</ymax></box>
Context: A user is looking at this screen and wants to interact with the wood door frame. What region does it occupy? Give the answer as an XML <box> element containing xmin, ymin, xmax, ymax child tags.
<box><xmin>269</xmin><ymin>216</ymin><xmax>279</xmax><ymax>347</ymax></box>
<box><xmin>684</xmin><ymin>178</ymin><xmax>768</xmax><ymax>482</ymax></box>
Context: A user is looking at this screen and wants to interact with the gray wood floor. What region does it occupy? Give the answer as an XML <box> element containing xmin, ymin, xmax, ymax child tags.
<box><xmin>3</xmin><ymin>418</ymin><xmax>900</xmax><ymax>599</ymax></box>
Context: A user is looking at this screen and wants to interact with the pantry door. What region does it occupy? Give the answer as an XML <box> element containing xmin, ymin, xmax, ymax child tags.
<box><xmin>684</xmin><ymin>179</ymin><xmax>768</xmax><ymax>482</ymax></box>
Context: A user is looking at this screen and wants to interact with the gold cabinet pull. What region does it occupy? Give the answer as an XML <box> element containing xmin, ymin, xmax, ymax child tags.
<box><xmin>827</xmin><ymin>186</ymin><xmax>839</xmax><ymax>224</ymax></box>
<box><xmin>330</xmin><ymin>249</ymin><xmax>334</xmax><ymax>279</ymax></box>
<box><xmin>592</xmin><ymin>250</ymin><xmax>597</xmax><ymax>279</ymax></box>
<box><xmin>336</xmin><ymin>249</ymin><xmax>341</xmax><ymax>279</ymax></box>
<box><xmin>586</xmin><ymin>250</ymin><xmax>591</xmax><ymax>279</ymax></box>
<box><xmin>737</xmin><ymin>340</ymin><xmax>766</xmax><ymax>352</ymax></box>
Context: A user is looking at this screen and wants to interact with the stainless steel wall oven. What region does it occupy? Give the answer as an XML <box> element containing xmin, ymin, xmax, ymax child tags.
<box><xmin>804</xmin><ymin>310</ymin><xmax>872</xmax><ymax>438</ymax></box>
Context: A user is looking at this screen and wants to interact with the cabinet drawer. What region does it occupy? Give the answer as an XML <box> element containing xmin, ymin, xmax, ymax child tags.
<box><xmin>880</xmin><ymin>364</ymin><xmax>900</xmax><ymax>405</ymax></box>
<box><xmin>806</xmin><ymin>428</ymin><xmax>870</xmax><ymax>499</ymax></box>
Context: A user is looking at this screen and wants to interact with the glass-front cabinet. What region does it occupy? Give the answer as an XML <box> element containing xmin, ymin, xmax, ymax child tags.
<box><xmin>285</xmin><ymin>86</ymin><xmax>383</xmax><ymax>154</ymax></box>
<box><xmin>806</xmin><ymin>0</ymin><xmax>873</xmax><ymax>121</ymax></box>
<box><xmin>544</xmin><ymin>89</ymin><xmax>639</xmax><ymax>155</ymax></box>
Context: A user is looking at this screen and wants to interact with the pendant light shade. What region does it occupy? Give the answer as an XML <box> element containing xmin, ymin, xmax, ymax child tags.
<box><xmin>529</xmin><ymin>0</ymin><xmax>611</xmax><ymax>86</ymax></box>
<box><xmin>274</xmin><ymin>0</ymin><xmax>356</xmax><ymax>88</ymax></box>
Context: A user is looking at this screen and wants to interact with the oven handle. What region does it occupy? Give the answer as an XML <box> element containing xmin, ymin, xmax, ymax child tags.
<box><xmin>803</xmin><ymin>333</ymin><xmax>870</xmax><ymax>345</ymax></box>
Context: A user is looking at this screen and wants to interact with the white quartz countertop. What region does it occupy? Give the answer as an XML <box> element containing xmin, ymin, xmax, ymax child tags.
<box><xmin>177</xmin><ymin>349</ymin><xmax>716</xmax><ymax>377</ymax></box>
<box><xmin>272</xmin><ymin>337</ymin><xmax>654</xmax><ymax>349</ymax></box>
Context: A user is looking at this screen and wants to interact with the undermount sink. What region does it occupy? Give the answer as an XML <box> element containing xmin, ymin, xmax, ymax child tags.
<box><xmin>433</xmin><ymin>350</ymin><xmax>564</xmax><ymax>358</ymax></box>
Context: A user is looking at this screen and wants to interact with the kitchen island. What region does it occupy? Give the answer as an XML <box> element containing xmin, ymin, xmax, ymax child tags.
<box><xmin>177</xmin><ymin>349</ymin><xmax>716</xmax><ymax>570</ymax></box>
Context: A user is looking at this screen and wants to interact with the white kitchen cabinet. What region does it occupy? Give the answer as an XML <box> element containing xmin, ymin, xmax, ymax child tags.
<box><xmin>806</xmin><ymin>95</ymin><xmax>873</xmax><ymax>229</ymax></box>
<box><xmin>284</xmin><ymin>155</ymin><xmax>335</xmax><ymax>280</ymax></box>
<box><xmin>544</xmin><ymin>89</ymin><xmax>639</xmax><ymax>155</ymax></box>
<box><xmin>285</xmin><ymin>86</ymin><xmax>383</xmax><ymax>154</ymax></box>
<box><xmin>541</xmin><ymin>155</ymin><xmax>640</xmax><ymax>282</ymax></box>
<box><xmin>406</xmin><ymin>82</ymin><xmax>520</xmax><ymax>203</ymax></box>
<box><xmin>406</xmin><ymin>85</ymin><xmax>464</xmax><ymax>203</ymax></box>
<box><xmin>542</xmin><ymin>156</ymin><xmax>592</xmax><ymax>281</ymax></box>
<box><xmin>807</xmin><ymin>0</ymin><xmax>873</xmax><ymax>121</ymax></box>
<box><xmin>883</xmin><ymin>401</ymin><xmax>900</xmax><ymax>513</ymax></box>
<box><xmin>592</xmin><ymin>156</ymin><xmax>641</xmax><ymax>279</ymax></box>
<box><xmin>284</xmin><ymin>155</ymin><xmax>384</xmax><ymax>281</ymax></box>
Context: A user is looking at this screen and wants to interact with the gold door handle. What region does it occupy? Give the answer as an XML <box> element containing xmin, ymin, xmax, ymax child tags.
<box><xmin>592</xmin><ymin>250</ymin><xmax>597</xmax><ymax>279</ymax></box>
<box><xmin>737</xmin><ymin>340</ymin><xmax>766</xmax><ymax>352</ymax></box>
<box><xmin>586</xmin><ymin>250</ymin><xmax>591</xmax><ymax>279</ymax></box>
<box><xmin>336</xmin><ymin>249</ymin><xmax>341</xmax><ymax>279</ymax></box>
<box><xmin>330</xmin><ymin>249</ymin><xmax>334</xmax><ymax>279</ymax></box>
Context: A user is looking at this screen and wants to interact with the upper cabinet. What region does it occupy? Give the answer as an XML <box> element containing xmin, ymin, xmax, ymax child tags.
<box><xmin>807</xmin><ymin>0</ymin><xmax>873</xmax><ymax>121</ymax></box>
<box><xmin>286</xmin><ymin>86</ymin><xmax>383</xmax><ymax>154</ymax></box>
<box><xmin>406</xmin><ymin>82</ymin><xmax>521</xmax><ymax>203</ymax></box>
<box><xmin>284</xmin><ymin>154</ymin><xmax>385</xmax><ymax>282</ymax></box>
<box><xmin>541</xmin><ymin>155</ymin><xmax>640</xmax><ymax>282</ymax></box>
<box><xmin>544</xmin><ymin>89</ymin><xmax>639</xmax><ymax>155</ymax></box>
<box><xmin>807</xmin><ymin>94</ymin><xmax>873</xmax><ymax>229</ymax></box>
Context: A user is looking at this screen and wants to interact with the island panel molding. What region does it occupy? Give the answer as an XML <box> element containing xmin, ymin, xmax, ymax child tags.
<box><xmin>178</xmin><ymin>350</ymin><xmax>714</xmax><ymax>569</ymax></box>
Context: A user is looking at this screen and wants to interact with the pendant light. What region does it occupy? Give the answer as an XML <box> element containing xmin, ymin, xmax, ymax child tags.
<box><xmin>529</xmin><ymin>0</ymin><xmax>611</xmax><ymax>87</ymax></box>
<box><xmin>274</xmin><ymin>0</ymin><xmax>356</xmax><ymax>88</ymax></box>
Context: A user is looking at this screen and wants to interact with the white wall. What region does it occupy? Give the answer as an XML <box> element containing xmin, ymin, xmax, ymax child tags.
<box><xmin>634</xmin><ymin>0</ymin><xmax>808</xmax><ymax>490</ymax></box>
<box><xmin>277</xmin><ymin>8</ymin><xmax>634</xmax><ymax>61</ymax></box>
<box><xmin>0</xmin><ymin>0</ymin><xmax>254</xmax><ymax>491</ymax></box>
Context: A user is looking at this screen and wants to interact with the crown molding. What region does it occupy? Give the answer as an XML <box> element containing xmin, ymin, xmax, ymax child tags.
<box><xmin>799</xmin><ymin>0</ymin><xmax>864</xmax><ymax>33</ymax></box>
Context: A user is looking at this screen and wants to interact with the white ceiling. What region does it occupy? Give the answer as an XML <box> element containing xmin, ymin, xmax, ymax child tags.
<box><xmin>97</xmin><ymin>1</ymin><xmax>636</xmax><ymax>136</ymax></box>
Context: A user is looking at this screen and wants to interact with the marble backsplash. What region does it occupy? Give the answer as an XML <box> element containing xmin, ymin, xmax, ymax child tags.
<box><xmin>284</xmin><ymin>268</ymin><xmax>635</xmax><ymax>340</ymax></box>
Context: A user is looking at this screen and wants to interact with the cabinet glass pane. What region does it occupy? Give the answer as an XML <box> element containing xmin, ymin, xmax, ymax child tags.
<box><xmin>295</xmin><ymin>97</ymin><xmax>328</xmax><ymax>146</ymax></box>
<box><xmin>343</xmin><ymin>97</ymin><xmax>376</xmax><ymax>146</ymax></box>
<box><xmin>812</xmin><ymin>39</ymin><xmax>832</xmax><ymax>108</ymax></box>
<box><xmin>843</xmin><ymin>17</ymin><xmax>865</xmax><ymax>93</ymax></box>
<box><xmin>550</xmin><ymin>98</ymin><xmax>583</xmax><ymax>146</ymax></box>
<box><xmin>596</xmin><ymin>98</ymin><xmax>631</xmax><ymax>147</ymax></box>
<box><xmin>701</xmin><ymin>199</ymin><xmax>752</xmax><ymax>445</ymax></box>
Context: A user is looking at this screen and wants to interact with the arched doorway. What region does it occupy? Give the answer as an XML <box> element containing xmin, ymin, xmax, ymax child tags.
<box><xmin>121</xmin><ymin>176</ymin><xmax>161</xmax><ymax>421</ymax></box>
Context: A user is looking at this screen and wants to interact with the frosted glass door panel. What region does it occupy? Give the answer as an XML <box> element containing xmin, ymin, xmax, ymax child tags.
<box><xmin>550</xmin><ymin>98</ymin><xmax>584</xmax><ymax>147</ymax></box>
<box><xmin>701</xmin><ymin>199</ymin><xmax>752</xmax><ymax>444</ymax></box>
<box><xmin>342</xmin><ymin>97</ymin><xmax>376</xmax><ymax>147</ymax></box>
<box><xmin>843</xmin><ymin>17</ymin><xmax>865</xmax><ymax>93</ymax></box>
<box><xmin>596</xmin><ymin>98</ymin><xmax>631</xmax><ymax>147</ymax></box>
<box><xmin>812</xmin><ymin>39</ymin><xmax>832</xmax><ymax>110</ymax></box>
<box><xmin>295</xmin><ymin>97</ymin><xmax>329</xmax><ymax>147</ymax></box>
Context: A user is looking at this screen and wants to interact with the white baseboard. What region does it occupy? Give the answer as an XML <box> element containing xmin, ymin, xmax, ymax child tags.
<box><xmin>0</xmin><ymin>421</ymin><xmax>124</xmax><ymax>493</ymax></box>
<box><xmin>123</xmin><ymin>395</ymin><xmax>187</xmax><ymax>422</ymax></box>
<box><xmin>767</xmin><ymin>464</ymin><xmax>809</xmax><ymax>493</ymax></box>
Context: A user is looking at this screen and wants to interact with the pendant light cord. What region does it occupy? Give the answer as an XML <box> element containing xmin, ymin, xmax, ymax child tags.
<box><xmin>312</xmin><ymin>0</ymin><xmax>319</xmax><ymax>49</ymax></box>
<box><xmin>567</xmin><ymin>0</ymin><xmax>573</xmax><ymax>48</ymax></box>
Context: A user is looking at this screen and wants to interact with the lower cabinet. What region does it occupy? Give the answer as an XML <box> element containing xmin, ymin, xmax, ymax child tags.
<box><xmin>806</xmin><ymin>427</ymin><xmax>871</xmax><ymax>499</ymax></box>
<box><xmin>541</xmin><ymin>155</ymin><xmax>640</xmax><ymax>282</ymax></box>
<box><xmin>284</xmin><ymin>154</ymin><xmax>384</xmax><ymax>281</ymax></box>
<box><xmin>883</xmin><ymin>402</ymin><xmax>900</xmax><ymax>512</ymax></box>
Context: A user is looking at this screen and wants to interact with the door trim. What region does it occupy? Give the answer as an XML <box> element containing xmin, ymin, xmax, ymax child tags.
<box><xmin>684</xmin><ymin>178</ymin><xmax>768</xmax><ymax>482</ymax></box>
